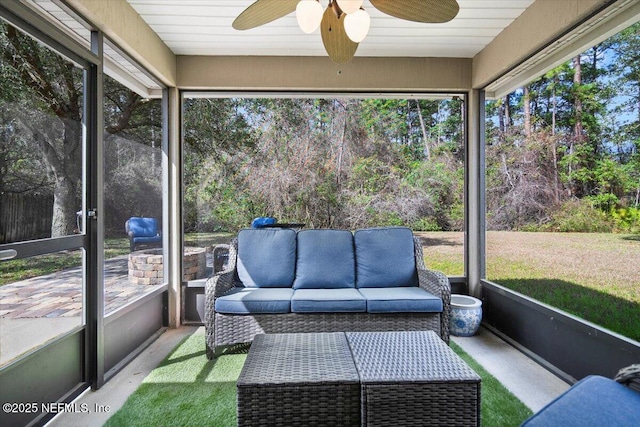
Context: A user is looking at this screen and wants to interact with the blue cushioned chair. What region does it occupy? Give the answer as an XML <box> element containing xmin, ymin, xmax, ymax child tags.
<box><xmin>521</xmin><ymin>364</ymin><xmax>640</xmax><ymax>427</ymax></box>
<box><xmin>125</xmin><ymin>217</ymin><xmax>162</xmax><ymax>252</ymax></box>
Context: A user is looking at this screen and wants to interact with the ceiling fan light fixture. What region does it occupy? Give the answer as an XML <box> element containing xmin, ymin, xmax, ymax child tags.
<box><xmin>296</xmin><ymin>0</ymin><xmax>324</xmax><ymax>34</ymax></box>
<box><xmin>233</xmin><ymin>0</ymin><xmax>460</xmax><ymax>63</ymax></box>
<box><xmin>344</xmin><ymin>8</ymin><xmax>370</xmax><ymax>43</ymax></box>
<box><xmin>337</xmin><ymin>0</ymin><xmax>363</xmax><ymax>15</ymax></box>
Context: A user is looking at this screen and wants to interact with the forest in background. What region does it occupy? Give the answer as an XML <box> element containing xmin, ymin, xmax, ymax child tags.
<box><xmin>2</xmin><ymin>21</ymin><xmax>640</xmax><ymax>240</ymax></box>
<box><xmin>485</xmin><ymin>23</ymin><xmax>640</xmax><ymax>233</ymax></box>
<box><xmin>183</xmin><ymin>96</ymin><xmax>465</xmax><ymax>232</ymax></box>
<box><xmin>183</xmin><ymin>24</ymin><xmax>640</xmax><ymax>234</ymax></box>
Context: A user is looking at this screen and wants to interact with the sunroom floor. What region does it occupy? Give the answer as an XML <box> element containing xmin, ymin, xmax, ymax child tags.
<box><xmin>46</xmin><ymin>326</ymin><xmax>570</xmax><ymax>427</ymax></box>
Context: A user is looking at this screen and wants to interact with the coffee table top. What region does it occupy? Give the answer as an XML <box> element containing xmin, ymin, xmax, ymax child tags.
<box><xmin>237</xmin><ymin>332</ymin><xmax>360</xmax><ymax>387</ymax></box>
<box><xmin>239</xmin><ymin>331</ymin><xmax>480</xmax><ymax>386</ymax></box>
<box><xmin>346</xmin><ymin>330</ymin><xmax>481</xmax><ymax>383</ymax></box>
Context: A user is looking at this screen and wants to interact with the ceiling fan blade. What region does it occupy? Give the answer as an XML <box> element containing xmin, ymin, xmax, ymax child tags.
<box><xmin>233</xmin><ymin>0</ymin><xmax>299</xmax><ymax>30</ymax></box>
<box><xmin>321</xmin><ymin>6</ymin><xmax>358</xmax><ymax>64</ymax></box>
<box><xmin>369</xmin><ymin>0</ymin><xmax>459</xmax><ymax>23</ymax></box>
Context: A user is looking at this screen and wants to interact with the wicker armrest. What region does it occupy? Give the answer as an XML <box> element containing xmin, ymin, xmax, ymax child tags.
<box><xmin>413</xmin><ymin>236</ymin><xmax>451</xmax><ymax>343</ymax></box>
<box><xmin>204</xmin><ymin>270</ymin><xmax>237</xmax><ymax>334</ymax></box>
<box><xmin>205</xmin><ymin>238</ymin><xmax>240</xmax><ymax>359</ymax></box>
<box><xmin>204</xmin><ymin>268</ymin><xmax>239</xmax><ymax>359</ymax></box>
<box><xmin>206</xmin><ymin>238</ymin><xmax>239</xmax><ymax>298</ymax></box>
<box><xmin>417</xmin><ymin>268</ymin><xmax>451</xmax><ymax>343</ymax></box>
<box><xmin>614</xmin><ymin>364</ymin><xmax>640</xmax><ymax>393</ymax></box>
<box><xmin>413</xmin><ymin>235</ymin><xmax>451</xmax><ymax>301</ymax></box>
<box><xmin>417</xmin><ymin>268</ymin><xmax>450</xmax><ymax>299</ymax></box>
<box><xmin>206</xmin><ymin>270</ymin><xmax>237</xmax><ymax>298</ymax></box>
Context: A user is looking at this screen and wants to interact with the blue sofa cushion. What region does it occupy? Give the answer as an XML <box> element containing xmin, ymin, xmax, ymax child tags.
<box><xmin>359</xmin><ymin>287</ymin><xmax>443</xmax><ymax>313</ymax></box>
<box><xmin>291</xmin><ymin>289</ymin><xmax>366</xmax><ymax>313</ymax></box>
<box><xmin>521</xmin><ymin>375</ymin><xmax>640</xmax><ymax>427</ymax></box>
<box><xmin>237</xmin><ymin>228</ymin><xmax>297</xmax><ymax>288</ymax></box>
<box><xmin>293</xmin><ymin>229</ymin><xmax>355</xmax><ymax>289</ymax></box>
<box><xmin>354</xmin><ymin>227</ymin><xmax>418</xmax><ymax>288</ymax></box>
<box><xmin>215</xmin><ymin>288</ymin><xmax>293</xmax><ymax>314</ymax></box>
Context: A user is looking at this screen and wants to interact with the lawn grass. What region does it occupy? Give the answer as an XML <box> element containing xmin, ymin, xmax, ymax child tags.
<box><xmin>486</xmin><ymin>231</ymin><xmax>640</xmax><ymax>342</ymax></box>
<box><xmin>4</xmin><ymin>230</ymin><xmax>638</xmax><ymax>340</ymax></box>
<box><xmin>418</xmin><ymin>231</ymin><xmax>640</xmax><ymax>342</ymax></box>
<box><xmin>0</xmin><ymin>250</ymin><xmax>84</xmax><ymax>285</ymax></box>
<box><xmin>450</xmin><ymin>341</ymin><xmax>533</xmax><ymax>426</ymax></box>
<box><xmin>0</xmin><ymin>237</ymin><xmax>130</xmax><ymax>286</ymax></box>
<box><xmin>104</xmin><ymin>330</ymin><xmax>532</xmax><ymax>427</ymax></box>
<box><xmin>184</xmin><ymin>232</ymin><xmax>234</xmax><ymax>248</ymax></box>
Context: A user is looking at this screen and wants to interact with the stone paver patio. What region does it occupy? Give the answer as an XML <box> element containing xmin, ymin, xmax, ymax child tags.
<box><xmin>0</xmin><ymin>256</ymin><xmax>158</xmax><ymax>319</ymax></box>
<box><xmin>0</xmin><ymin>252</ymin><xmax>213</xmax><ymax>366</ymax></box>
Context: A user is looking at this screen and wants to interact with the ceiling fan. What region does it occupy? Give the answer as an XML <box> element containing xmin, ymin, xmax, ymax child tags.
<box><xmin>233</xmin><ymin>0</ymin><xmax>460</xmax><ymax>63</ymax></box>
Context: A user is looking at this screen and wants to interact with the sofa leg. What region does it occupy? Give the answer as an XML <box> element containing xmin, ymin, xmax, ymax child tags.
<box><xmin>206</xmin><ymin>345</ymin><xmax>223</xmax><ymax>360</ymax></box>
<box><xmin>206</xmin><ymin>346</ymin><xmax>215</xmax><ymax>360</ymax></box>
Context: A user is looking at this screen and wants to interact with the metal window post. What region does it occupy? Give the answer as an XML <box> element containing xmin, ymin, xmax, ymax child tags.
<box><xmin>86</xmin><ymin>29</ymin><xmax>105</xmax><ymax>389</ymax></box>
<box><xmin>465</xmin><ymin>89</ymin><xmax>486</xmax><ymax>298</ymax></box>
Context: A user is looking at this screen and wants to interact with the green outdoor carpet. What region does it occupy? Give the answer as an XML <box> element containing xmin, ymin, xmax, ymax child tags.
<box><xmin>104</xmin><ymin>330</ymin><xmax>532</xmax><ymax>427</ymax></box>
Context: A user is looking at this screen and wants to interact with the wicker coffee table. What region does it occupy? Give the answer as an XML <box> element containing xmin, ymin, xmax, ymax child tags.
<box><xmin>236</xmin><ymin>333</ymin><xmax>361</xmax><ymax>426</ymax></box>
<box><xmin>237</xmin><ymin>331</ymin><xmax>481</xmax><ymax>427</ymax></box>
<box><xmin>347</xmin><ymin>331</ymin><xmax>481</xmax><ymax>426</ymax></box>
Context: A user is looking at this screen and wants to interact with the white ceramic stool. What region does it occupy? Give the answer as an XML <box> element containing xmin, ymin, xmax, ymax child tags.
<box><xmin>450</xmin><ymin>294</ymin><xmax>483</xmax><ymax>337</ymax></box>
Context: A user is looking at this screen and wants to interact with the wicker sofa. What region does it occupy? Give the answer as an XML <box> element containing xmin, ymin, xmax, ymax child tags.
<box><xmin>205</xmin><ymin>226</ymin><xmax>451</xmax><ymax>359</ymax></box>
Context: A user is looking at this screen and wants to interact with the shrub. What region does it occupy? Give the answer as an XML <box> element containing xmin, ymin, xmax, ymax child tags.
<box><xmin>542</xmin><ymin>199</ymin><xmax>614</xmax><ymax>232</ymax></box>
<box><xmin>611</xmin><ymin>207</ymin><xmax>640</xmax><ymax>233</ymax></box>
<box><xmin>411</xmin><ymin>217</ymin><xmax>441</xmax><ymax>231</ymax></box>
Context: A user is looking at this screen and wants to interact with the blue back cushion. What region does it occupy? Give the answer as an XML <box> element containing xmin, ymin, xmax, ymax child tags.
<box><xmin>128</xmin><ymin>217</ymin><xmax>158</xmax><ymax>237</ymax></box>
<box><xmin>293</xmin><ymin>229</ymin><xmax>355</xmax><ymax>289</ymax></box>
<box><xmin>237</xmin><ymin>228</ymin><xmax>297</xmax><ymax>288</ymax></box>
<box><xmin>354</xmin><ymin>227</ymin><xmax>418</xmax><ymax>288</ymax></box>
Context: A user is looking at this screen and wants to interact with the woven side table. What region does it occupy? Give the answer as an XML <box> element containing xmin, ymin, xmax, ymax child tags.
<box><xmin>237</xmin><ymin>333</ymin><xmax>361</xmax><ymax>426</ymax></box>
<box><xmin>346</xmin><ymin>331</ymin><xmax>481</xmax><ymax>427</ymax></box>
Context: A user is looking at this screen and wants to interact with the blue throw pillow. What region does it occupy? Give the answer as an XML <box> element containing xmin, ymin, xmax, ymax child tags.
<box><xmin>354</xmin><ymin>227</ymin><xmax>418</xmax><ymax>288</ymax></box>
<box><xmin>237</xmin><ymin>228</ymin><xmax>296</xmax><ymax>288</ymax></box>
<box><xmin>251</xmin><ymin>217</ymin><xmax>277</xmax><ymax>228</ymax></box>
<box><xmin>293</xmin><ymin>229</ymin><xmax>355</xmax><ymax>289</ymax></box>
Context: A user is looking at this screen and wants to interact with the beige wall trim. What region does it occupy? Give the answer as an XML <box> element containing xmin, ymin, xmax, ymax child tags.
<box><xmin>484</xmin><ymin>0</ymin><xmax>640</xmax><ymax>98</ymax></box>
<box><xmin>177</xmin><ymin>56</ymin><xmax>472</xmax><ymax>92</ymax></box>
<box><xmin>66</xmin><ymin>0</ymin><xmax>176</xmax><ymax>86</ymax></box>
<box><xmin>473</xmin><ymin>0</ymin><xmax>617</xmax><ymax>92</ymax></box>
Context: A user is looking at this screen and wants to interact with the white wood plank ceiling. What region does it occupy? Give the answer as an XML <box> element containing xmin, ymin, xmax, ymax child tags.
<box><xmin>127</xmin><ymin>0</ymin><xmax>535</xmax><ymax>58</ymax></box>
<box><xmin>25</xmin><ymin>0</ymin><xmax>535</xmax><ymax>94</ymax></box>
